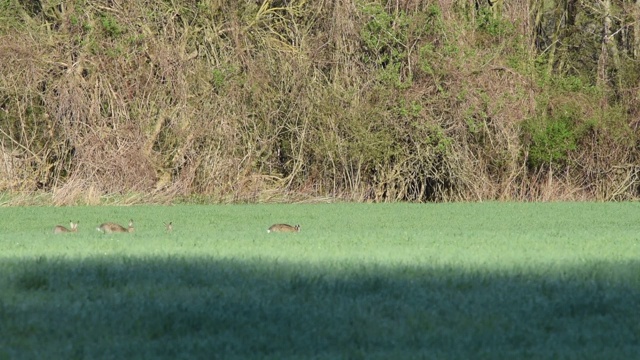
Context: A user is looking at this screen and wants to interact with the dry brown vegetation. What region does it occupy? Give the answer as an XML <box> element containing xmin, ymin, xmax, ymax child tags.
<box><xmin>1</xmin><ymin>0</ymin><xmax>639</xmax><ymax>204</ymax></box>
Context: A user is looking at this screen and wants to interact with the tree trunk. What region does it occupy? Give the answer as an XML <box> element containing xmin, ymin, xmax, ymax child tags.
<box><xmin>635</xmin><ymin>0</ymin><xmax>640</xmax><ymax>58</ymax></box>
<box><xmin>598</xmin><ymin>0</ymin><xmax>622</xmax><ymax>93</ymax></box>
<box><xmin>546</xmin><ymin>0</ymin><xmax>566</xmax><ymax>76</ymax></box>
<box><xmin>530</xmin><ymin>0</ymin><xmax>544</xmax><ymax>53</ymax></box>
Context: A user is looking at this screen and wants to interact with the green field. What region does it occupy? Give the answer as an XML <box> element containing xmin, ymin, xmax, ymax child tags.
<box><xmin>1</xmin><ymin>202</ymin><xmax>639</xmax><ymax>359</ymax></box>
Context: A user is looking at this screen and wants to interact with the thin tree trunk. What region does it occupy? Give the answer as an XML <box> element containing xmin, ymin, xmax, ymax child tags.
<box><xmin>530</xmin><ymin>0</ymin><xmax>544</xmax><ymax>53</ymax></box>
<box><xmin>635</xmin><ymin>0</ymin><xmax>640</xmax><ymax>58</ymax></box>
<box><xmin>491</xmin><ymin>0</ymin><xmax>503</xmax><ymax>19</ymax></box>
<box><xmin>546</xmin><ymin>0</ymin><xmax>566</xmax><ymax>76</ymax></box>
<box><xmin>598</xmin><ymin>0</ymin><xmax>622</xmax><ymax>92</ymax></box>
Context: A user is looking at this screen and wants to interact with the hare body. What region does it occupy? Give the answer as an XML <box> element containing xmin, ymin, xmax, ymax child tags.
<box><xmin>267</xmin><ymin>224</ymin><xmax>300</xmax><ymax>233</ymax></box>
<box><xmin>164</xmin><ymin>222</ymin><xmax>173</xmax><ymax>232</ymax></box>
<box><xmin>54</xmin><ymin>221</ymin><xmax>78</xmax><ymax>234</ymax></box>
<box><xmin>97</xmin><ymin>219</ymin><xmax>134</xmax><ymax>233</ymax></box>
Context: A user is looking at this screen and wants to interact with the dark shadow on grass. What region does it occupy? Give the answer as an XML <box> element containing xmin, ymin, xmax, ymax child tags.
<box><xmin>1</xmin><ymin>256</ymin><xmax>639</xmax><ymax>359</ymax></box>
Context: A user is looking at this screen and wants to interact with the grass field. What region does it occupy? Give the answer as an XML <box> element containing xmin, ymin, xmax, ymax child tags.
<box><xmin>1</xmin><ymin>202</ymin><xmax>639</xmax><ymax>359</ymax></box>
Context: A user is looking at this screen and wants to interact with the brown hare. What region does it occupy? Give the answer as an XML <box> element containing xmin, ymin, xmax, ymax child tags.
<box><xmin>267</xmin><ymin>224</ymin><xmax>300</xmax><ymax>233</ymax></box>
<box><xmin>164</xmin><ymin>222</ymin><xmax>173</xmax><ymax>232</ymax></box>
<box><xmin>97</xmin><ymin>219</ymin><xmax>135</xmax><ymax>234</ymax></box>
<box><xmin>53</xmin><ymin>221</ymin><xmax>78</xmax><ymax>234</ymax></box>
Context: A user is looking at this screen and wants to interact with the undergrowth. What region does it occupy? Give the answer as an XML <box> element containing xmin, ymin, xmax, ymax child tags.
<box><xmin>0</xmin><ymin>1</ymin><xmax>638</xmax><ymax>203</ymax></box>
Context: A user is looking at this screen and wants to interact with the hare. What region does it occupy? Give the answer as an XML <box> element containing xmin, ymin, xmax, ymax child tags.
<box><xmin>164</xmin><ymin>222</ymin><xmax>173</xmax><ymax>232</ymax></box>
<box><xmin>53</xmin><ymin>221</ymin><xmax>78</xmax><ymax>234</ymax></box>
<box><xmin>97</xmin><ymin>219</ymin><xmax>135</xmax><ymax>234</ymax></box>
<box><xmin>267</xmin><ymin>224</ymin><xmax>300</xmax><ymax>233</ymax></box>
